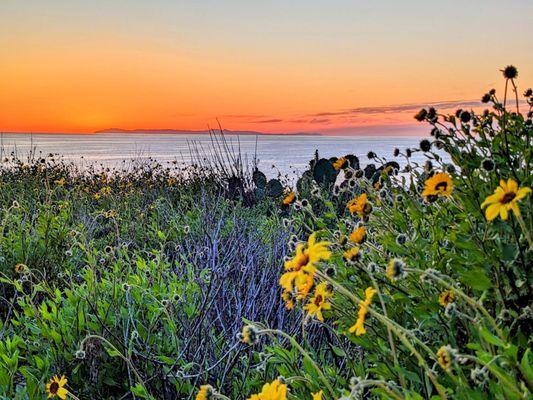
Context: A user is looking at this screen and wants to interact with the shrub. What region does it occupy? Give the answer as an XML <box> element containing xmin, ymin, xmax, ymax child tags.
<box><xmin>233</xmin><ymin>67</ymin><xmax>532</xmax><ymax>399</ymax></box>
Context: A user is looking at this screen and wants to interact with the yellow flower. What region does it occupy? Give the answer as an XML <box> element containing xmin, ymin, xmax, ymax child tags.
<box><xmin>421</xmin><ymin>172</ymin><xmax>453</xmax><ymax>199</ymax></box>
<box><xmin>304</xmin><ymin>282</ymin><xmax>332</xmax><ymax>322</ymax></box>
<box><xmin>437</xmin><ymin>346</ymin><xmax>452</xmax><ymax>370</ymax></box>
<box><xmin>343</xmin><ymin>246</ymin><xmax>360</xmax><ymax>262</ymax></box>
<box><xmin>196</xmin><ymin>384</ymin><xmax>214</xmax><ymax>400</ymax></box>
<box><xmin>348</xmin><ymin>287</ymin><xmax>376</xmax><ymax>336</ymax></box>
<box><xmin>386</xmin><ymin>258</ymin><xmax>406</xmax><ymax>281</ymax></box>
<box><xmin>101</xmin><ymin>186</ymin><xmax>112</xmax><ymax>196</ymax></box>
<box><xmin>279</xmin><ymin>233</ymin><xmax>330</xmax><ymax>299</ymax></box>
<box><xmin>94</xmin><ymin>192</ymin><xmax>101</xmax><ymax>200</ymax></box>
<box><xmin>347</xmin><ymin>193</ymin><xmax>372</xmax><ymax>217</ymax></box>
<box><xmin>15</xmin><ymin>263</ymin><xmax>27</xmax><ymax>274</ymax></box>
<box><xmin>104</xmin><ymin>209</ymin><xmax>118</xmax><ymax>219</ymax></box>
<box><xmin>282</xmin><ymin>191</ymin><xmax>296</xmax><ymax>205</ymax></box>
<box><xmin>247</xmin><ymin>379</ymin><xmax>288</xmax><ymax>400</ymax></box>
<box><xmin>54</xmin><ymin>178</ymin><xmax>65</xmax><ymax>186</ymax></box>
<box><xmin>480</xmin><ymin>179</ymin><xmax>531</xmax><ymax>221</ymax></box>
<box><xmin>338</xmin><ymin>234</ymin><xmax>348</xmax><ymax>245</ymax></box>
<box><xmin>312</xmin><ymin>391</ymin><xmax>323</xmax><ymax>400</ymax></box>
<box><xmin>46</xmin><ymin>375</ymin><xmax>68</xmax><ymax>399</ymax></box>
<box><xmin>438</xmin><ymin>290</ymin><xmax>455</xmax><ymax>307</ymax></box>
<box><xmin>349</xmin><ymin>226</ymin><xmax>366</xmax><ymax>244</ymax></box>
<box><xmin>241</xmin><ymin>325</ymin><xmax>259</xmax><ymax>345</ymax></box>
<box><xmin>333</xmin><ymin>157</ymin><xmax>347</xmax><ymax>170</ymax></box>
<box><xmin>281</xmin><ymin>290</ymin><xmax>295</xmax><ymax>310</ymax></box>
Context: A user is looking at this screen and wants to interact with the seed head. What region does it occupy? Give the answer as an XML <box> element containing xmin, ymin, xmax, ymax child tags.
<box><xmin>502</xmin><ymin>65</ymin><xmax>518</xmax><ymax>79</ymax></box>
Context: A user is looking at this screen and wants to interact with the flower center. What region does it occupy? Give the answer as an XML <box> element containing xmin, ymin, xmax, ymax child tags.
<box><xmin>314</xmin><ymin>295</ymin><xmax>323</xmax><ymax>306</ymax></box>
<box><xmin>49</xmin><ymin>382</ymin><xmax>59</xmax><ymax>394</ymax></box>
<box><xmin>295</xmin><ymin>254</ymin><xmax>309</xmax><ymax>271</ymax></box>
<box><xmin>435</xmin><ymin>181</ymin><xmax>448</xmax><ymax>191</ymax></box>
<box><xmin>501</xmin><ymin>191</ymin><xmax>516</xmax><ymax>204</ymax></box>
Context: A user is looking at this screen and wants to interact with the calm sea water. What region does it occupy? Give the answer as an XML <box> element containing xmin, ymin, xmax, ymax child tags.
<box><xmin>0</xmin><ymin>133</ymin><xmax>432</xmax><ymax>178</ymax></box>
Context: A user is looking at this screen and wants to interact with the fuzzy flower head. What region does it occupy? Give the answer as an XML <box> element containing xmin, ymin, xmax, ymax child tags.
<box><xmin>386</xmin><ymin>258</ymin><xmax>407</xmax><ymax>281</ymax></box>
<box><xmin>436</xmin><ymin>346</ymin><xmax>454</xmax><ymax>370</ymax></box>
<box><xmin>282</xmin><ymin>191</ymin><xmax>296</xmax><ymax>206</ymax></box>
<box><xmin>240</xmin><ymin>325</ymin><xmax>259</xmax><ymax>345</ymax></box>
<box><xmin>304</xmin><ymin>282</ymin><xmax>332</xmax><ymax>322</ymax></box>
<box><xmin>46</xmin><ymin>375</ymin><xmax>68</xmax><ymax>399</ymax></box>
<box><xmin>196</xmin><ymin>385</ymin><xmax>215</xmax><ymax>400</ymax></box>
<box><xmin>502</xmin><ymin>65</ymin><xmax>518</xmax><ymax>80</ymax></box>
<box><xmin>15</xmin><ymin>263</ymin><xmax>27</xmax><ymax>274</ymax></box>
<box><xmin>281</xmin><ymin>290</ymin><xmax>295</xmax><ymax>310</ymax></box>
<box><xmin>421</xmin><ymin>172</ymin><xmax>453</xmax><ymax>200</ymax></box>
<box><xmin>279</xmin><ymin>233</ymin><xmax>330</xmax><ymax>299</ymax></box>
<box><xmin>333</xmin><ymin>157</ymin><xmax>347</xmax><ymax>170</ymax></box>
<box><xmin>247</xmin><ymin>378</ymin><xmax>288</xmax><ymax>400</ymax></box>
<box><xmin>349</xmin><ymin>226</ymin><xmax>366</xmax><ymax>244</ymax></box>
<box><xmin>347</xmin><ymin>193</ymin><xmax>372</xmax><ymax>217</ymax></box>
<box><xmin>480</xmin><ymin>179</ymin><xmax>531</xmax><ymax>221</ymax></box>
<box><xmin>348</xmin><ymin>287</ymin><xmax>377</xmax><ymax>336</ymax></box>
<box><xmin>438</xmin><ymin>290</ymin><xmax>455</xmax><ymax>307</ymax></box>
<box><xmin>343</xmin><ymin>246</ymin><xmax>361</xmax><ymax>262</ymax></box>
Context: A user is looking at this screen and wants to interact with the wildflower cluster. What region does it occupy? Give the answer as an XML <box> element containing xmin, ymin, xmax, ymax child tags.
<box><xmin>231</xmin><ymin>66</ymin><xmax>532</xmax><ymax>399</ymax></box>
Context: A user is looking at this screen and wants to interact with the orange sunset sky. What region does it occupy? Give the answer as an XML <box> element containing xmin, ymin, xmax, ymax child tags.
<box><xmin>1</xmin><ymin>0</ymin><xmax>532</xmax><ymax>135</ymax></box>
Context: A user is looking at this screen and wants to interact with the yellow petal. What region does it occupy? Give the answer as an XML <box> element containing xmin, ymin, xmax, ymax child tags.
<box><xmin>499</xmin><ymin>206</ymin><xmax>508</xmax><ymax>220</ymax></box>
<box><xmin>507</xmin><ymin>178</ymin><xmax>518</xmax><ymax>193</ymax></box>
<box><xmin>515</xmin><ymin>187</ymin><xmax>532</xmax><ymax>200</ymax></box>
<box><xmin>58</xmin><ymin>388</ymin><xmax>68</xmax><ymax>400</ymax></box>
<box><xmin>511</xmin><ymin>203</ymin><xmax>521</xmax><ymax>217</ymax></box>
<box><xmin>481</xmin><ymin>192</ymin><xmax>501</xmax><ymax>208</ymax></box>
<box><xmin>485</xmin><ymin>203</ymin><xmax>501</xmax><ymax>221</ymax></box>
<box><xmin>500</xmin><ymin>179</ymin><xmax>508</xmax><ymax>191</ymax></box>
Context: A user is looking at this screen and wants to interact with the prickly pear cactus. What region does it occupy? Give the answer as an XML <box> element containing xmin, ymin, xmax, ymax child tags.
<box><xmin>253</xmin><ymin>169</ymin><xmax>267</xmax><ymax>189</ymax></box>
<box><xmin>296</xmin><ymin>170</ymin><xmax>314</xmax><ymax>193</ymax></box>
<box><xmin>266</xmin><ymin>179</ymin><xmax>283</xmax><ymax>197</ymax></box>
<box><xmin>313</xmin><ymin>158</ymin><xmax>337</xmax><ymax>187</ymax></box>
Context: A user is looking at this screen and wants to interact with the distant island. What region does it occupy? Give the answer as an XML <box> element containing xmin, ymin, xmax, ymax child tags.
<box><xmin>95</xmin><ymin>128</ymin><xmax>322</xmax><ymax>136</ymax></box>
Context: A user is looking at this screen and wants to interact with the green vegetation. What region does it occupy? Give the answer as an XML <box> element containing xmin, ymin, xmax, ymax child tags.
<box><xmin>0</xmin><ymin>67</ymin><xmax>532</xmax><ymax>399</ymax></box>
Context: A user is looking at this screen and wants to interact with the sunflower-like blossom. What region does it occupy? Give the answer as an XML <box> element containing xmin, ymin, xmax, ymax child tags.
<box><xmin>304</xmin><ymin>282</ymin><xmax>332</xmax><ymax>322</ymax></box>
<box><xmin>348</xmin><ymin>287</ymin><xmax>377</xmax><ymax>336</ymax></box>
<box><xmin>347</xmin><ymin>193</ymin><xmax>372</xmax><ymax>217</ymax></box>
<box><xmin>480</xmin><ymin>178</ymin><xmax>531</xmax><ymax>221</ymax></box>
<box><xmin>421</xmin><ymin>172</ymin><xmax>453</xmax><ymax>199</ymax></box>
<box><xmin>279</xmin><ymin>233</ymin><xmax>330</xmax><ymax>299</ymax></box>
<box><xmin>247</xmin><ymin>379</ymin><xmax>288</xmax><ymax>400</ymax></box>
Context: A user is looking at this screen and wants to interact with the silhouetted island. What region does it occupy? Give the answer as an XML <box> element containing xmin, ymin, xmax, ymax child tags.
<box><xmin>95</xmin><ymin>128</ymin><xmax>322</xmax><ymax>136</ymax></box>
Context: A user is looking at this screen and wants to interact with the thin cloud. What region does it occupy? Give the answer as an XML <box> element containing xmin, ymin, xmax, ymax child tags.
<box><xmin>219</xmin><ymin>114</ymin><xmax>270</xmax><ymax>119</ymax></box>
<box><xmin>250</xmin><ymin>118</ymin><xmax>283</xmax><ymax>123</ymax></box>
<box><xmin>307</xmin><ymin>99</ymin><xmax>484</xmax><ymax>118</ymax></box>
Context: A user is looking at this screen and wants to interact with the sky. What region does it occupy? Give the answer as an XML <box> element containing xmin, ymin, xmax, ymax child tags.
<box><xmin>1</xmin><ymin>0</ymin><xmax>532</xmax><ymax>135</ymax></box>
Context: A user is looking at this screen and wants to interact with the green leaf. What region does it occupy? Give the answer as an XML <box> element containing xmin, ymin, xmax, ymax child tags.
<box><xmin>520</xmin><ymin>349</ymin><xmax>533</xmax><ymax>384</ymax></box>
<box><xmin>460</xmin><ymin>268</ymin><xmax>492</xmax><ymax>291</ymax></box>
<box><xmin>478</xmin><ymin>327</ymin><xmax>506</xmax><ymax>348</ymax></box>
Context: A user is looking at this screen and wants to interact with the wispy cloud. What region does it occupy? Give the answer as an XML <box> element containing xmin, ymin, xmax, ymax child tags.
<box><xmin>307</xmin><ymin>99</ymin><xmax>483</xmax><ymax>118</ymax></box>
<box><xmin>220</xmin><ymin>114</ymin><xmax>270</xmax><ymax>119</ymax></box>
<box><xmin>250</xmin><ymin>118</ymin><xmax>284</xmax><ymax>123</ymax></box>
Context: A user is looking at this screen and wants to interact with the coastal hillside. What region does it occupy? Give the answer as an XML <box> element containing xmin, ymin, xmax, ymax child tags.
<box><xmin>0</xmin><ymin>69</ymin><xmax>531</xmax><ymax>399</ymax></box>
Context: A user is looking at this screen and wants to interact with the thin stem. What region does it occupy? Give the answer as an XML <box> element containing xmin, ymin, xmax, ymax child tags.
<box><xmin>317</xmin><ymin>272</ymin><xmax>448</xmax><ymax>399</ymax></box>
<box><xmin>367</xmin><ymin>271</ymin><xmax>406</xmax><ymax>387</ymax></box>
<box><xmin>461</xmin><ymin>355</ymin><xmax>525</xmax><ymax>398</ymax></box>
<box><xmin>259</xmin><ymin>329</ymin><xmax>335</xmax><ymax>399</ymax></box>
<box><xmin>515</xmin><ymin>212</ymin><xmax>532</xmax><ymax>249</ymax></box>
<box><xmin>79</xmin><ymin>335</ymin><xmax>150</xmax><ymax>398</ymax></box>
<box><xmin>407</xmin><ymin>269</ymin><xmax>504</xmax><ymax>340</ymax></box>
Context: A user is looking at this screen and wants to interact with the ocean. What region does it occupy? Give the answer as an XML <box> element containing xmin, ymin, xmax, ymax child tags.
<box><xmin>0</xmin><ymin>133</ymin><xmax>433</xmax><ymax>179</ymax></box>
